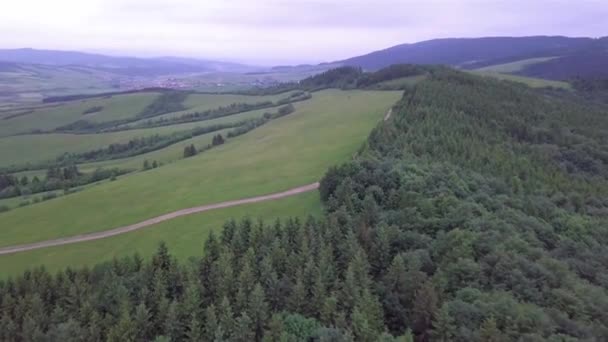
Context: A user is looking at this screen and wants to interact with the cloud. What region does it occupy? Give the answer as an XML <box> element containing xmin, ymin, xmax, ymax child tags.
<box><xmin>0</xmin><ymin>0</ymin><xmax>606</xmax><ymax>64</ymax></box>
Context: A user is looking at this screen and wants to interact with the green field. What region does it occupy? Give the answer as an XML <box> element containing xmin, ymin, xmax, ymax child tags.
<box><xmin>0</xmin><ymin>64</ymin><xmax>118</xmax><ymax>108</ymax></box>
<box><xmin>0</xmin><ymin>92</ymin><xmax>161</xmax><ymax>137</ymax></box>
<box><xmin>128</xmin><ymin>91</ymin><xmax>298</xmax><ymax>124</ymax></box>
<box><xmin>472</xmin><ymin>71</ymin><xmax>571</xmax><ymax>89</ymax></box>
<box><xmin>0</xmin><ymin>101</ymin><xmax>294</xmax><ymax>168</ymax></box>
<box><xmin>475</xmin><ymin>57</ymin><xmax>557</xmax><ymax>73</ymax></box>
<box><xmin>0</xmin><ymin>89</ymin><xmax>401</xmax><ymax>251</ymax></box>
<box><xmin>0</xmin><ymin>191</ymin><xmax>320</xmax><ymax>277</ymax></box>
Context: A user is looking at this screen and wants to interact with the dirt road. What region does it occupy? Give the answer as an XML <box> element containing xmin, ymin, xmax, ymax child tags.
<box><xmin>384</xmin><ymin>108</ymin><xmax>393</xmax><ymax>121</ymax></box>
<box><xmin>0</xmin><ymin>182</ymin><xmax>320</xmax><ymax>255</ymax></box>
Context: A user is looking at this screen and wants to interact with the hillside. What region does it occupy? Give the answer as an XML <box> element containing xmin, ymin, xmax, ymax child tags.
<box><xmin>0</xmin><ymin>88</ymin><xmax>400</xmax><ymax>271</ymax></box>
<box><xmin>0</xmin><ymin>48</ymin><xmax>254</xmax><ymax>75</ymax></box>
<box><xmin>338</xmin><ymin>36</ymin><xmax>608</xmax><ymax>80</ymax></box>
<box><xmin>1</xmin><ymin>68</ymin><xmax>607</xmax><ymax>340</ymax></box>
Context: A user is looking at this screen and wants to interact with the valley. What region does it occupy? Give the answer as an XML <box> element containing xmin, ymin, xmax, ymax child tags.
<box><xmin>1</xmin><ymin>32</ymin><xmax>608</xmax><ymax>341</ymax></box>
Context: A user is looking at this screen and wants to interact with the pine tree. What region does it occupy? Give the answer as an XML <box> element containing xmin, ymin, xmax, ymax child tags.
<box><xmin>133</xmin><ymin>303</ymin><xmax>152</xmax><ymax>342</ymax></box>
<box><xmin>412</xmin><ymin>281</ymin><xmax>438</xmax><ymax>341</ymax></box>
<box><xmin>352</xmin><ymin>307</ymin><xmax>375</xmax><ymax>342</ymax></box>
<box><xmin>311</xmin><ymin>274</ymin><xmax>327</xmax><ymax>319</ymax></box>
<box><xmin>107</xmin><ymin>303</ymin><xmax>135</xmax><ymax>342</ymax></box>
<box><xmin>204</xmin><ymin>304</ymin><xmax>219</xmax><ymax>340</ymax></box>
<box><xmin>479</xmin><ymin>316</ymin><xmax>503</xmax><ymax>342</ymax></box>
<box><xmin>233</xmin><ymin>312</ymin><xmax>254</xmax><ymax>342</ymax></box>
<box><xmin>357</xmin><ymin>288</ymin><xmax>385</xmax><ymax>335</ymax></box>
<box><xmin>431</xmin><ymin>305</ymin><xmax>455</xmax><ymax>342</ymax></box>
<box><xmin>321</xmin><ymin>295</ymin><xmax>338</xmax><ymax>326</ymax></box>
<box><xmin>185</xmin><ymin>313</ymin><xmax>203</xmax><ymax>342</ymax></box>
<box><xmin>248</xmin><ymin>283</ymin><xmax>269</xmax><ymax>341</ymax></box>
<box><xmin>218</xmin><ymin>297</ymin><xmax>235</xmax><ymax>340</ymax></box>
<box><xmin>288</xmin><ymin>273</ymin><xmax>306</xmax><ymax>314</ymax></box>
<box><xmin>263</xmin><ymin>314</ymin><xmax>284</xmax><ymax>342</ymax></box>
<box><xmin>0</xmin><ymin>316</ymin><xmax>17</xmax><ymax>342</ymax></box>
<box><xmin>163</xmin><ymin>301</ymin><xmax>182</xmax><ymax>342</ymax></box>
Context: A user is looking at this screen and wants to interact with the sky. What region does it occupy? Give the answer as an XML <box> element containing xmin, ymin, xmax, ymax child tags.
<box><xmin>0</xmin><ymin>0</ymin><xmax>606</xmax><ymax>65</ymax></box>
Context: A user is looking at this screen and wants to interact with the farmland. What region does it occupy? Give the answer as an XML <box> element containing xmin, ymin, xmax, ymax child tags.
<box><xmin>0</xmin><ymin>88</ymin><xmax>401</xmax><ymax>274</ymax></box>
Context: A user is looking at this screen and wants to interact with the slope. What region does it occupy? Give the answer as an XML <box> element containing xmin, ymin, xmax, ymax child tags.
<box><xmin>0</xmin><ymin>89</ymin><xmax>401</xmax><ymax>248</ymax></box>
<box><xmin>339</xmin><ymin>36</ymin><xmax>594</xmax><ymax>70</ymax></box>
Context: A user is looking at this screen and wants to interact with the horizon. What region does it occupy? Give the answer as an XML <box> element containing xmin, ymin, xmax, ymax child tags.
<box><xmin>3</xmin><ymin>34</ymin><xmax>606</xmax><ymax>67</ymax></box>
<box><xmin>1</xmin><ymin>0</ymin><xmax>607</xmax><ymax>65</ymax></box>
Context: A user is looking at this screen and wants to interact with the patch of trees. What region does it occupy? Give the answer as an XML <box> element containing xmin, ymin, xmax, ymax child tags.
<box><xmin>7</xmin><ymin>105</ymin><xmax>298</xmax><ymax>174</ymax></box>
<box><xmin>298</xmin><ymin>66</ymin><xmax>363</xmax><ymax>90</ymax></box>
<box><xmin>56</xmin><ymin>123</ymin><xmax>239</xmax><ymax>165</ymax></box>
<box><xmin>295</xmin><ymin>65</ymin><xmax>441</xmax><ymax>91</ymax></box>
<box><xmin>53</xmin><ymin>118</ymin><xmax>134</xmax><ymax>134</ymax></box>
<box><xmin>571</xmin><ymin>78</ymin><xmax>608</xmax><ymax>104</ymax></box>
<box><xmin>355</xmin><ymin>64</ymin><xmax>439</xmax><ymax>88</ymax></box>
<box><xmin>138</xmin><ymin>91</ymin><xmax>189</xmax><ymax>118</ymax></box>
<box><xmin>135</xmin><ymin>101</ymin><xmax>274</xmax><ymax>129</ymax></box>
<box><xmin>2</xmin><ymin>109</ymin><xmax>34</xmax><ymax>121</ymax></box>
<box><xmin>211</xmin><ymin>134</ymin><xmax>225</xmax><ymax>146</ymax></box>
<box><xmin>142</xmin><ymin>160</ymin><xmax>159</xmax><ymax>170</ymax></box>
<box><xmin>50</xmin><ymin>91</ymin><xmax>310</xmax><ymax>135</ymax></box>
<box><xmin>516</xmin><ymin>50</ymin><xmax>608</xmax><ymax>80</ymax></box>
<box><xmin>183</xmin><ymin>144</ymin><xmax>198</xmax><ymax>158</ymax></box>
<box><xmin>276</xmin><ymin>91</ymin><xmax>311</xmax><ymax>105</ymax></box>
<box><xmin>42</xmin><ymin>88</ymin><xmax>168</xmax><ymax>103</ymax></box>
<box><xmin>227</xmin><ymin>104</ymin><xmax>295</xmax><ymax>139</ymax></box>
<box><xmin>82</xmin><ymin>106</ymin><xmax>104</xmax><ymax>115</ymax></box>
<box><xmin>0</xmin><ymin>165</ymin><xmax>128</xmax><ymax>199</ymax></box>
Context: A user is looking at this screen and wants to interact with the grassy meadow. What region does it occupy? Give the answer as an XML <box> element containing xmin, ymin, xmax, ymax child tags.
<box><xmin>0</xmin><ymin>92</ymin><xmax>161</xmax><ymax>137</ymax></box>
<box><xmin>0</xmin><ymin>89</ymin><xmax>401</xmax><ymax>274</ymax></box>
<box><xmin>474</xmin><ymin>57</ymin><xmax>557</xmax><ymax>73</ymax></box>
<box><xmin>0</xmin><ymin>102</ymin><xmax>293</xmax><ymax>168</ymax></box>
<box><xmin>0</xmin><ymin>191</ymin><xmax>321</xmax><ymax>277</ymax></box>
<box><xmin>472</xmin><ymin>70</ymin><xmax>572</xmax><ymax>89</ymax></box>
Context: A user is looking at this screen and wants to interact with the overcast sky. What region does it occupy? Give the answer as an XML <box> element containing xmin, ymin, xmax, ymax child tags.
<box><xmin>0</xmin><ymin>0</ymin><xmax>606</xmax><ymax>65</ymax></box>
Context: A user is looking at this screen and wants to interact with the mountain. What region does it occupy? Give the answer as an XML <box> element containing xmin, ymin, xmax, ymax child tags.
<box><xmin>0</xmin><ymin>48</ymin><xmax>255</xmax><ymax>76</ymax></box>
<box><xmin>338</xmin><ymin>36</ymin><xmax>608</xmax><ymax>79</ymax></box>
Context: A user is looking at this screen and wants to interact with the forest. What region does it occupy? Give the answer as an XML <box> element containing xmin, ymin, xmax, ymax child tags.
<box><xmin>1</xmin><ymin>69</ymin><xmax>608</xmax><ymax>341</ymax></box>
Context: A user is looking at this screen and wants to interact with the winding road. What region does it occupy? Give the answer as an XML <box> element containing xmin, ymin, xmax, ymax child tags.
<box><xmin>0</xmin><ymin>182</ymin><xmax>320</xmax><ymax>256</ymax></box>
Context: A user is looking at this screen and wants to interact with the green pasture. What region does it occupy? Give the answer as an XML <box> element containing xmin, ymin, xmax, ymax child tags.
<box><xmin>0</xmin><ymin>89</ymin><xmax>401</xmax><ymax>248</ymax></box>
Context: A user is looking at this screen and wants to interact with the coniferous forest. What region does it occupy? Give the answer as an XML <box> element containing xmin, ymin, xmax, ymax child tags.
<box><xmin>2</xmin><ymin>69</ymin><xmax>608</xmax><ymax>341</ymax></box>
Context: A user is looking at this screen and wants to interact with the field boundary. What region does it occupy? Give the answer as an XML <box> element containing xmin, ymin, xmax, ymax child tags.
<box><xmin>0</xmin><ymin>182</ymin><xmax>319</xmax><ymax>255</ymax></box>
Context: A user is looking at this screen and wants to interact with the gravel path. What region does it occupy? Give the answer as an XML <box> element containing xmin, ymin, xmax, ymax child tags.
<box><xmin>0</xmin><ymin>182</ymin><xmax>320</xmax><ymax>255</ymax></box>
<box><xmin>384</xmin><ymin>108</ymin><xmax>393</xmax><ymax>121</ymax></box>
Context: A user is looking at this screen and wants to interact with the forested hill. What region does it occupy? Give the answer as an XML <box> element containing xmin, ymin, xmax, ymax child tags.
<box><xmin>2</xmin><ymin>70</ymin><xmax>608</xmax><ymax>341</ymax></box>
<box><xmin>338</xmin><ymin>36</ymin><xmax>608</xmax><ymax>80</ymax></box>
<box><xmin>338</xmin><ymin>36</ymin><xmax>594</xmax><ymax>70</ymax></box>
<box><xmin>322</xmin><ymin>70</ymin><xmax>608</xmax><ymax>340</ymax></box>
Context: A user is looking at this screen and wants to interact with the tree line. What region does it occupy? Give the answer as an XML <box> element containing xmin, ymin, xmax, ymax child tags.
<box><xmin>0</xmin><ymin>165</ymin><xmax>127</xmax><ymax>200</ymax></box>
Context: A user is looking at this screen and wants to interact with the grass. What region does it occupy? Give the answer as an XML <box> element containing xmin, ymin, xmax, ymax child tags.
<box><xmin>0</xmin><ymin>101</ymin><xmax>291</xmax><ymax>168</ymax></box>
<box><xmin>471</xmin><ymin>71</ymin><xmax>571</xmax><ymax>89</ymax></box>
<box><xmin>75</xmin><ymin>127</ymin><xmax>234</xmax><ymax>172</ymax></box>
<box><xmin>475</xmin><ymin>57</ymin><xmax>557</xmax><ymax>73</ymax></box>
<box><xmin>0</xmin><ymin>92</ymin><xmax>161</xmax><ymax>137</ymax></box>
<box><xmin>0</xmin><ymin>89</ymin><xmax>401</xmax><ymax>248</ymax></box>
<box><xmin>0</xmin><ymin>191</ymin><xmax>321</xmax><ymax>278</ymax></box>
<box><xmin>0</xmin><ymin>64</ymin><xmax>117</xmax><ymax>108</ymax></box>
<box><xmin>127</xmin><ymin>91</ymin><xmax>298</xmax><ymax>124</ymax></box>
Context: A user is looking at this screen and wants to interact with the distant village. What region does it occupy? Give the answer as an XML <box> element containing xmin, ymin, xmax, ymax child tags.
<box><xmin>113</xmin><ymin>75</ymin><xmax>282</xmax><ymax>91</ymax></box>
